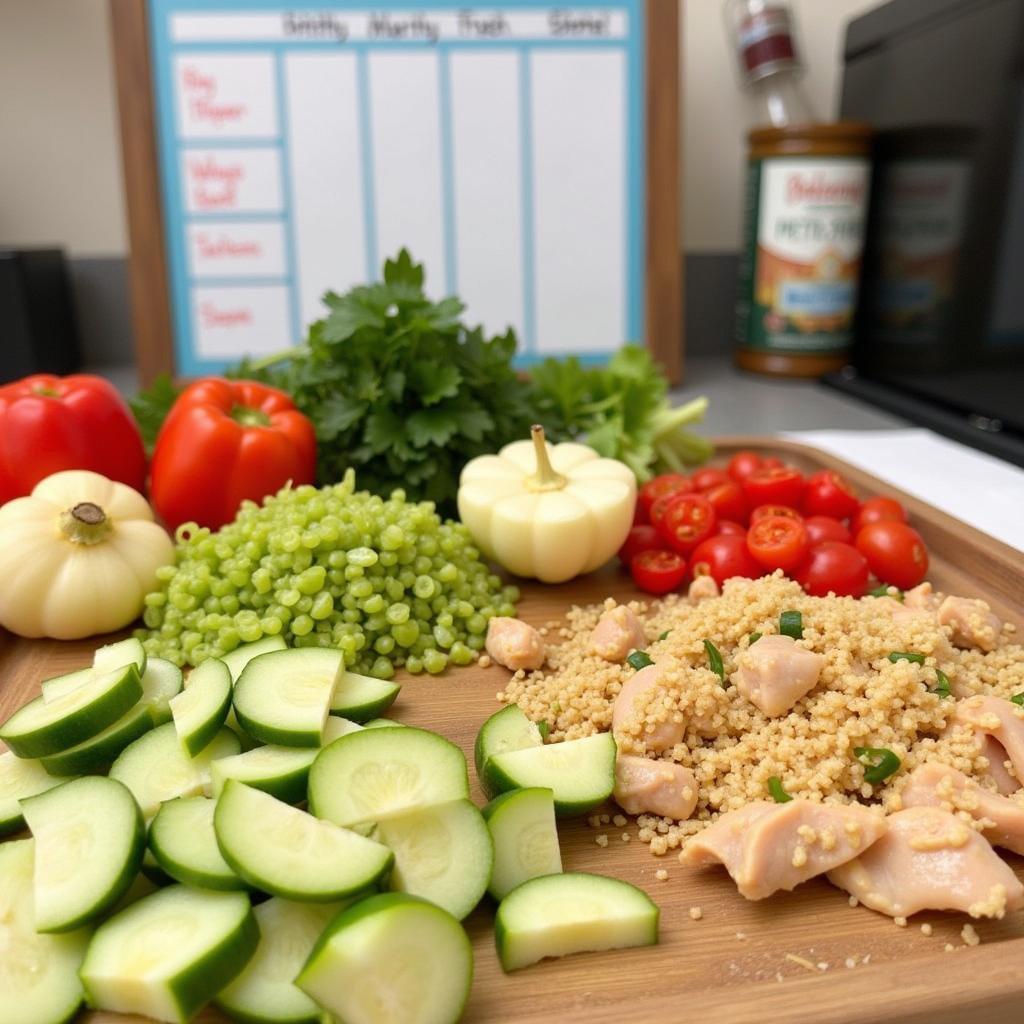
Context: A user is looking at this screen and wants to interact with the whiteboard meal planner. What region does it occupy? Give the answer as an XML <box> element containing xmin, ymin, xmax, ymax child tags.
<box><xmin>147</xmin><ymin>1</ymin><xmax>646</xmax><ymax>375</ymax></box>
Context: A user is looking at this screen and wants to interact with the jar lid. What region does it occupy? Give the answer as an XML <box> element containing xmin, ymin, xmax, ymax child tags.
<box><xmin>748</xmin><ymin>121</ymin><xmax>873</xmax><ymax>145</ymax></box>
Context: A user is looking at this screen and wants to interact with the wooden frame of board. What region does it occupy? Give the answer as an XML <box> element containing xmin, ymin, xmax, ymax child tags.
<box><xmin>109</xmin><ymin>0</ymin><xmax>683</xmax><ymax>385</ymax></box>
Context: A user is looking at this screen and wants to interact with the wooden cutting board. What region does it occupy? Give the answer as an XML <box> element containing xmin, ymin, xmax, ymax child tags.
<box><xmin>2</xmin><ymin>437</ymin><xmax>1023</xmax><ymax>1024</ymax></box>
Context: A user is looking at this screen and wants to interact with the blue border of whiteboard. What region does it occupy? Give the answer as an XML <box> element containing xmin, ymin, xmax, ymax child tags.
<box><xmin>148</xmin><ymin>0</ymin><xmax>646</xmax><ymax>376</ymax></box>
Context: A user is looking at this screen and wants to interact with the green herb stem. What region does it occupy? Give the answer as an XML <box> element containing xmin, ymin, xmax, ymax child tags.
<box><xmin>779</xmin><ymin>611</ymin><xmax>803</xmax><ymax>640</ymax></box>
<box><xmin>626</xmin><ymin>650</ymin><xmax>654</xmax><ymax>672</ymax></box>
<box><xmin>888</xmin><ymin>651</ymin><xmax>925</xmax><ymax>664</ymax></box>
<box><xmin>854</xmin><ymin>746</ymin><xmax>902</xmax><ymax>784</ymax></box>
<box><xmin>768</xmin><ymin>776</ymin><xmax>793</xmax><ymax>803</ymax></box>
<box><xmin>704</xmin><ymin>640</ymin><xmax>726</xmax><ymax>686</ymax></box>
<box><xmin>748</xmin><ymin>632</ymin><xmax>762</xmax><ymax>645</ymax></box>
<box><xmin>932</xmin><ymin>670</ymin><xmax>952</xmax><ymax>699</ymax></box>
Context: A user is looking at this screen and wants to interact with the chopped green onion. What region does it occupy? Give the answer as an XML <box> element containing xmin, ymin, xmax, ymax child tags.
<box><xmin>869</xmin><ymin>584</ymin><xmax>903</xmax><ymax>601</ymax></box>
<box><xmin>658</xmin><ymin>630</ymin><xmax>670</xmax><ymax>641</ymax></box>
<box><xmin>626</xmin><ymin>650</ymin><xmax>654</xmax><ymax>671</ymax></box>
<box><xmin>932</xmin><ymin>670</ymin><xmax>951</xmax><ymax>699</ymax></box>
<box><xmin>1011</xmin><ymin>693</ymin><xmax>1024</xmax><ymax>707</ymax></box>
<box><xmin>704</xmin><ymin>639</ymin><xmax>726</xmax><ymax>686</ymax></box>
<box><xmin>888</xmin><ymin>651</ymin><xmax>925</xmax><ymax>664</ymax></box>
<box><xmin>854</xmin><ymin>746</ymin><xmax>902</xmax><ymax>784</ymax></box>
<box><xmin>551</xmin><ymin>703</ymin><xmax>561</xmax><ymax>715</ymax></box>
<box><xmin>537</xmin><ymin>720</ymin><xmax>550</xmax><ymax>740</ymax></box>
<box><xmin>768</xmin><ymin>777</ymin><xmax>792</xmax><ymax>803</ymax></box>
<box><xmin>779</xmin><ymin>610</ymin><xmax>803</xmax><ymax>640</ymax></box>
<box><xmin>748</xmin><ymin>632</ymin><xmax>762</xmax><ymax>645</ymax></box>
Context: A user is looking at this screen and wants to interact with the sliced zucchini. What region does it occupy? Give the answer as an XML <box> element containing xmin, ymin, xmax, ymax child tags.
<box><xmin>296</xmin><ymin>893</ymin><xmax>473</xmax><ymax>1024</ymax></box>
<box><xmin>234</xmin><ymin>648</ymin><xmax>340</xmax><ymax>747</ymax></box>
<box><xmin>171</xmin><ymin>658</ymin><xmax>232</xmax><ymax>756</ymax></box>
<box><xmin>93</xmin><ymin>636</ymin><xmax>147</xmax><ymax>676</ymax></box>
<box><xmin>0</xmin><ymin>664</ymin><xmax>142</xmax><ymax>759</ymax></box>
<box><xmin>150</xmin><ymin>796</ymin><xmax>245</xmax><ymax>891</ymax></box>
<box><xmin>220</xmin><ymin>636</ymin><xmax>288</xmax><ymax>682</ymax></box>
<box><xmin>330</xmin><ymin>669</ymin><xmax>401</xmax><ymax>722</ymax></box>
<box><xmin>21</xmin><ymin>776</ymin><xmax>144</xmax><ymax>933</ymax></box>
<box><xmin>40</xmin><ymin>667</ymin><xmax>93</xmax><ymax>704</ymax></box>
<box><xmin>141</xmin><ymin>847</ymin><xmax>173</xmax><ymax>887</ymax></box>
<box><xmin>109</xmin><ymin>723</ymin><xmax>241</xmax><ymax>818</ymax></box>
<box><xmin>494</xmin><ymin>872</ymin><xmax>659</xmax><ymax>972</ymax></box>
<box><xmin>375</xmin><ymin>798</ymin><xmax>492</xmax><ymax>920</ymax></box>
<box><xmin>0</xmin><ymin>749</ymin><xmax>63</xmax><ymax>836</ymax></box>
<box><xmin>80</xmin><ymin>883</ymin><xmax>258</xmax><ymax>1024</ymax></box>
<box><xmin>0</xmin><ymin>839</ymin><xmax>90</xmax><ymax>1024</ymax></box>
<box><xmin>139</xmin><ymin>658</ymin><xmax>185</xmax><ymax>726</ymax></box>
<box><xmin>474</xmin><ymin>704</ymin><xmax>543</xmax><ymax>794</ymax></box>
<box><xmin>215</xmin><ymin>780</ymin><xmax>393</xmax><ymax>901</ymax></box>
<box><xmin>483</xmin><ymin>787</ymin><xmax>562</xmax><ymax>900</ymax></box>
<box><xmin>309</xmin><ymin>726</ymin><xmax>469</xmax><ymax>828</ymax></box>
<box><xmin>485</xmin><ymin>732</ymin><xmax>616</xmax><ymax>817</ymax></box>
<box><xmin>365</xmin><ymin>718</ymin><xmax>405</xmax><ymax>729</ymax></box>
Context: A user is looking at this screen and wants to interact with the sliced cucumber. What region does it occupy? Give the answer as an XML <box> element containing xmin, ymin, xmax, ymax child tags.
<box><xmin>474</xmin><ymin>705</ymin><xmax>544</xmax><ymax>794</ymax></box>
<box><xmin>40</xmin><ymin>667</ymin><xmax>94</xmax><ymax>704</ymax></box>
<box><xmin>330</xmin><ymin>669</ymin><xmax>401</xmax><ymax>722</ymax></box>
<box><xmin>0</xmin><ymin>749</ymin><xmax>63</xmax><ymax>835</ymax></box>
<box><xmin>483</xmin><ymin>787</ymin><xmax>562</xmax><ymax>900</ymax></box>
<box><xmin>139</xmin><ymin>658</ymin><xmax>185</xmax><ymax>726</ymax></box>
<box><xmin>375</xmin><ymin>798</ymin><xmax>492</xmax><ymax>920</ymax></box>
<box><xmin>80</xmin><ymin>883</ymin><xmax>258</xmax><ymax>1024</ymax></box>
<box><xmin>296</xmin><ymin>893</ymin><xmax>473</xmax><ymax>1024</ymax></box>
<box><xmin>21</xmin><ymin>776</ymin><xmax>144</xmax><ymax>933</ymax></box>
<box><xmin>0</xmin><ymin>664</ymin><xmax>142</xmax><ymax>759</ymax></box>
<box><xmin>309</xmin><ymin>726</ymin><xmax>469</xmax><ymax>828</ymax></box>
<box><xmin>0</xmin><ymin>839</ymin><xmax>90</xmax><ymax>1024</ymax></box>
<box><xmin>215</xmin><ymin>780</ymin><xmax>393</xmax><ymax>900</ymax></box>
<box><xmin>220</xmin><ymin>636</ymin><xmax>288</xmax><ymax>682</ymax></box>
<box><xmin>234</xmin><ymin>648</ymin><xmax>340</xmax><ymax>747</ymax></box>
<box><xmin>109</xmin><ymin>723</ymin><xmax>241</xmax><ymax>818</ymax></box>
<box><xmin>93</xmin><ymin>636</ymin><xmax>147</xmax><ymax>676</ymax></box>
<box><xmin>216</xmin><ymin>898</ymin><xmax>344</xmax><ymax>1024</ymax></box>
<box><xmin>494</xmin><ymin>872</ymin><xmax>659</xmax><ymax>972</ymax></box>
<box><xmin>365</xmin><ymin>718</ymin><xmax>405</xmax><ymax>729</ymax></box>
<box><xmin>171</xmin><ymin>658</ymin><xmax>232</xmax><ymax>756</ymax></box>
<box><xmin>141</xmin><ymin>847</ymin><xmax>173</xmax><ymax>887</ymax></box>
<box><xmin>150</xmin><ymin>796</ymin><xmax>245</xmax><ymax>891</ymax></box>
<box><xmin>485</xmin><ymin>732</ymin><xmax>617</xmax><ymax>817</ymax></box>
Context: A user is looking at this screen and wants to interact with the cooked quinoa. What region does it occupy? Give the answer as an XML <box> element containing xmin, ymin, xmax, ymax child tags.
<box><xmin>497</xmin><ymin>573</ymin><xmax>1024</xmax><ymax>856</ymax></box>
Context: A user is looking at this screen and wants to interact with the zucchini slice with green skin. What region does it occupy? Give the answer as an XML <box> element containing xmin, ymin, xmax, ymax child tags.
<box><xmin>0</xmin><ymin>664</ymin><xmax>142</xmax><ymax>759</ymax></box>
<box><xmin>375</xmin><ymin>798</ymin><xmax>493</xmax><ymax>920</ymax></box>
<box><xmin>171</xmin><ymin>658</ymin><xmax>232</xmax><ymax>756</ymax></box>
<box><xmin>141</xmin><ymin>847</ymin><xmax>173</xmax><ymax>886</ymax></box>
<box><xmin>494</xmin><ymin>872</ymin><xmax>659</xmax><ymax>972</ymax></box>
<box><xmin>215</xmin><ymin>780</ymin><xmax>393</xmax><ymax>900</ymax></box>
<box><xmin>234</xmin><ymin>648</ymin><xmax>341</xmax><ymax>747</ymax></box>
<box><xmin>296</xmin><ymin>892</ymin><xmax>473</xmax><ymax>1024</ymax></box>
<box><xmin>21</xmin><ymin>776</ymin><xmax>145</xmax><ymax>933</ymax></box>
<box><xmin>364</xmin><ymin>717</ymin><xmax>405</xmax><ymax>729</ymax></box>
<box><xmin>0</xmin><ymin>750</ymin><xmax>64</xmax><ymax>836</ymax></box>
<box><xmin>215</xmin><ymin>898</ymin><xmax>346</xmax><ymax>1024</ymax></box>
<box><xmin>483</xmin><ymin>787</ymin><xmax>562</xmax><ymax>900</ymax></box>
<box><xmin>109</xmin><ymin>723</ymin><xmax>241</xmax><ymax>819</ymax></box>
<box><xmin>220</xmin><ymin>636</ymin><xmax>288</xmax><ymax>682</ymax></box>
<box><xmin>309</xmin><ymin>726</ymin><xmax>469</xmax><ymax>828</ymax></box>
<box><xmin>0</xmin><ymin>839</ymin><xmax>90</xmax><ymax>1024</ymax></box>
<box><xmin>474</xmin><ymin>704</ymin><xmax>544</xmax><ymax>795</ymax></box>
<box><xmin>40</xmin><ymin>667</ymin><xmax>93</xmax><ymax>704</ymax></box>
<box><xmin>484</xmin><ymin>732</ymin><xmax>617</xmax><ymax>817</ymax></box>
<box><xmin>329</xmin><ymin>670</ymin><xmax>401</xmax><ymax>722</ymax></box>
<box><xmin>80</xmin><ymin>883</ymin><xmax>258</xmax><ymax>1024</ymax></box>
<box><xmin>93</xmin><ymin>636</ymin><xmax>147</xmax><ymax>677</ymax></box>
<box><xmin>149</xmin><ymin>796</ymin><xmax>245</xmax><ymax>891</ymax></box>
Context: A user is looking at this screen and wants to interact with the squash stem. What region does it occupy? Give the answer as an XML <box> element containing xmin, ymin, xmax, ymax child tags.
<box><xmin>60</xmin><ymin>502</ymin><xmax>112</xmax><ymax>545</ymax></box>
<box><xmin>527</xmin><ymin>425</ymin><xmax>566</xmax><ymax>492</ymax></box>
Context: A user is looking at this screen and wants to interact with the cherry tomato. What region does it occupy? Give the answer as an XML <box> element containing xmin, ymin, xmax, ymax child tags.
<box><xmin>691</xmin><ymin>467</ymin><xmax>731</xmax><ymax>492</ymax></box>
<box><xmin>632</xmin><ymin>502</ymin><xmax>649</xmax><ymax>526</ymax></box>
<box><xmin>855</xmin><ymin>521</ymin><xmax>929</xmax><ymax>589</ymax></box>
<box><xmin>742</xmin><ymin>466</ymin><xmax>805</xmax><ymax>509</ymax></box>
<box><xmin>746</xmin><ymin>515</ymin><xmax>810</xmax><ymax>572</ymax></box>
<box><xmin>727</xmin><ymin>450</ymin><xmax>763</xmax><ymax>483</ymax></box>
<box><xmin>802</xmin><ymin>470</ymin><xmax>859</xmax><ymax>520</ymax></box>
<box><xmin>851</xmin><ymin>496</ymin><xmax>907</xmax><ymax>535</ymax></box>
<box><xmin>618</xmin><ymin>525</ymin><xmax>665</xmax><ymax>567</ymax></box>
<box><xmin>704</xmin><ymin>481</ymin><xmax>748</xmax><ymax>524</ymax></box>
<box><xmin>750</xmin><ymin>504</ymin><xmax>803</xmax><ymax>523</ymax></box>
<box><xmin>803</xmin><ymin>515</ymin><xmax>852</xmax><ymax>546</ymax></box>
<box><xmin>649</xmin><ymin>492</ymin><xmax>681</xmax><ymax>533</ymax></box>
<box><xmin>630</xmin><ymin>549</ymin><xmax>688</xmax><ymax>595</ymax></box>
<box><xmin>762</xmin><ymin>456</ymin><xmax>784</xmax><ymax>470</ymax></box>
<box><xmin>658</xmin><ymin>493</ymin><xmax>717</xmax><ymax>555</ymax></box>
<box><xmin>638</xmin><ymin>473</ymin><xmax>692</xmax><ymax>517</ymax></box>
<box><xmin>690</xmin><ymin>534</ymin><xmax>762</xmax><ymax>586</ymax></box>
<box><xmin>717</xmin><ymin>520</ymin><xmax>747</xmax><ymax>536</ymax></box>
<box><xmin>795</xmin><ymin>541</ymin><xmax>870</xmax><ymax>597</ymax></box>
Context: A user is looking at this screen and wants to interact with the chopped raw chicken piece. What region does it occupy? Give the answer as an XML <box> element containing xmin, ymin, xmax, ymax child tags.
<box><xmin>732</xmin><ymin>634</ymin><xmax>825</xmax><ymax>717</ymax></box>
<box><xmin>977</xmin><ymin>734</ymin><xmax>1020</xmax><ymax>795</ymax></box>
<box><xmin>955</xmin><ymin>695</ymin><xmax>1024</xmax><ymax>782</ymax></box>
<box><xmin>827</xmin><ymin>806</ymin><xmax>1023</xmax><ymax>919</ymax></box>
<box><xmin>937</xmin><ymin>596</ymin><xmax>1001</xmax><ymax>652</ymax></box>
<box><xmin>611</xmin><ymin>662</ymin><xmax>683</xmax><ymax>753</ymax></box>
<box><xmin>688</xmin><ymin>575</ymin><xmax>720</xmax><ymax>604</ymax></box>
<box><xmin>680</xmin><ymin>799</ymin><xmax>886</xmax><ymax>900</ymax></box>
<box><xmin>874</xmin><ymin>595</ymin><xmax>931</xmax><ymax>625</ymax></box>
<box><xmin>901</xmin><ymin>762</ymin><xmax>1024</xmax><ymax>855</ymax></box>
<box><xmin>485</xmin><ymin>617</ymin><xmax>545</xmax><ymax>671</ymax></box>
<box><xmin>904</xmin><ymin>582</ymin><xmax>940</xmax><ymax>612</ymax></box>
<box><xmin>613</xmin><ymin>755</ymin><xmax>698</xmax><ymax>819</ymax></box>
<box><xmin>590</xmin><ymin>605</ymin><xmax>646</xmax><ymax>662</ymax></box>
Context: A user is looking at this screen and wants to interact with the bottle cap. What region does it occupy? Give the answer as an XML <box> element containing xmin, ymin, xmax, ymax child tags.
<box><xmin>736</xmin><ymin>3</ymin><xmax>800</xmax><ymax>82</ymax></box>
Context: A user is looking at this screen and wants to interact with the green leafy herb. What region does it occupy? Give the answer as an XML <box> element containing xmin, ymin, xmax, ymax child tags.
<box><xmin>888</xmin><ymin>651</ymin><xmax>925</xmax><ymax>664</ymax></box>
<box><xmin>626</xmin><ymin>650</ymin><xmax>654</xmax><ymax>671</ymax></box>
<box><xmin>932</xmin><ymin>670</ymin><xmax>952</xmax><ymax>699</ymax></box>
<box><xmin>779</xmin><ymin>610</ymin><xmax>803</xmax><ymax>640</ymax></box>
<box><xmin>704</xmin><ymin>639</ymin><xmax>726</xmax><ymax>686</ymax></box>
<box><xmin>129</xmin><ymin>373</ymin><xmax>181</xmax><ymax>451</ymax></box>
<box><xmin>854</xmin><ymin>746</ymin><xmax>902</xmax><ymax>784</ymax></box>
<box><xmin>1011</xmin><ymin>693</ymin><xmax>1024</xmax><ymax>707</ymax></box>
<box><xmin>768</xmin><ymin>776</ymin><xmax>792</xmax><ymax>803</ymax></box>
<box><xmin>537</xmin><ymin>720</ymin><xmax>551</xmax><ymax>740</ymax></box>
<box><xmin>869</xmin><ymin>584</ymin><xmax>902</xmax><ymax>600</ymax></box>
<box><xmin>658</xmin><ymin>630</ymin><xmax>670</xmax><ymax>641</ymax></box>
<box><xmin>748</xmin><ymin>631</ymin><xmax>762</xmax><ymax>645</ymax></box>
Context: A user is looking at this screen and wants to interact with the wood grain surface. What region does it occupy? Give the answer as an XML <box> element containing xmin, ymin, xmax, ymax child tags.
<box><xmin>2</xmin><ymin>439</ymin><xmax>1022</xmax><ymax>1024</ymax></box>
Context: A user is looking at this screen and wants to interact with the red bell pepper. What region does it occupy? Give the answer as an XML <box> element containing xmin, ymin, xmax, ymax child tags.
<box><xmin>150</xmin><ymin>377</ymin><xmax>317</xmax><ymax>531</ymax></box>
<box><xmin>0</xmin><ymin>374</ymin><xmax>147</xmax><ymax>504</ymax></box>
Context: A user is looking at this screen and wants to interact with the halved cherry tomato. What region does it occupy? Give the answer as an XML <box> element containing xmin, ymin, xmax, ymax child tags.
<box><xmin>638</xmin><ymin>473</ymin><xmax>692</xmax><ymax>517</ymax></box>
<box><xmin>727</xmin><ymin>450</ymin><xmax>763</xmax><ymax>483</ymax></box>
<box><xmin>632</xmin><ymin>502</ymin><xmax>649</xmax><ymax>526</ymax></box>
<box><xmin>704</xmin><ymin>481</ymin><xmax>748</xmax><ymax>524</ymax></box>
<box><xmin>750</xmin><ymin>504</ymin><xmax>803</xmax><ymax>523</ymax></box>
<box><xmin>851</xmin><ymin>496</ymin><xmax>907</xmax><ymax>535</ymax></box>
<box><xmin>691</xmin><ymin>467</ymin><xmax>731</xmax><ymax>492</ymax></box>
<box><xmin>690</xmin><ymin>534</ymin><xmax>761</xmax><ymax>586</ymax></box>
<box><xmin>618</xmin><ymin>525</ymin><xmax>665</xmax><ymax>567</ymax></box>
<box><xmin>658</xmin><ymin>493</ymin><xmax>717</xmax><ymax>555</ymax></box>
<box><xmin>742</xmin><ymin>466</ymin><xmax>805</xmax><ymax>508</ymax></box>
<box><xmin>795</xmin><ymin>541</ymin><xmax>869</xmax><ymax>597</ymax></box>
<box><xmin>803</xmin><ymin>515</ymin><xmax>852</xmax><ymax>546</ymax></box>
<box><xmin>630</xmin><ymin>549</ymin><xmax>688</xmax><ymax>595</ymax></box>
<box><xmin>717</xmin><ymin>520</ymin><xmax>747</xmax><ymax>536</ymax></box>
<box><xmin>649</xmin><ymin>492</ymin><xmax>682</xmax><ymax>533</ymax></box>
<box><xmin>802</xmin><ymin>470</ymin><xmax>859</xmax><ymax>520</ymax></box>
<box><xmin>746</xmin><ymin>515</ymin><xmax>809</xmax><ymax>572</ymax></box>
<box><xmin>855</xmin><ymin>521</ymin><xmax>929</xmax><ymax>589</ymax></box>
<box><xmin>762</xmin><ymin>456</ymin><xmax>784</xmax><ymax>470</ymax></box>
